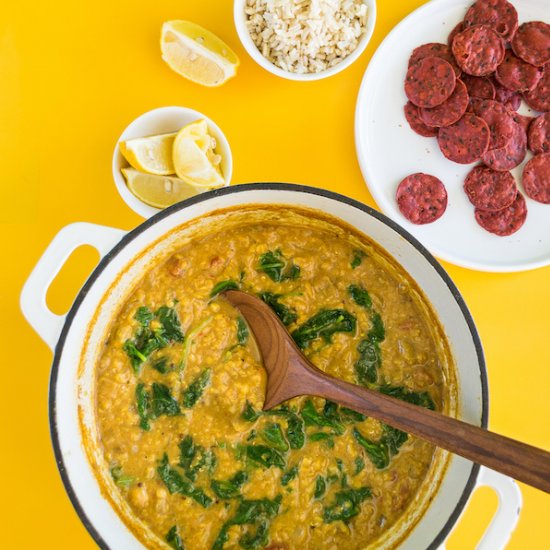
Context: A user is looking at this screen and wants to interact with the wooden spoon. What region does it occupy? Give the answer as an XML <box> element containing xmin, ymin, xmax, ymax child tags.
<box><xmin>223</xmin><ymin>290</ymin><xmax>550</xmax><ymax>493</ymax></box>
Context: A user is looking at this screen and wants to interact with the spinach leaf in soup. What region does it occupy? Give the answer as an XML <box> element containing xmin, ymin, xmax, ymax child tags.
<box><xmin>157</xmin><ymin>454</ymin><xmax>212</xmax><ymax>508</ymax></box>
<box><xmin>354</xmin><ymin>456</ymin><xmax>365</xmax><ymax>475</ymax></box>
<box><xmin>301</xmin><ymin>399</ymin><xmax>344</xmax><ymax>435</ymax></box>
<box><xmin>383</xmin><ymin>425</ymin><xmax>409</xmax><ymax>456</ymax></box>
<box><xmin>110</xmin><ymin>464</ymin><xmax>135</xmax><ymax>488</ymax></box>
<box><xmin>212</xmin><ymin>495</ymin><xmax>282</xmax><ymax>550</ymax></box>
<box><xmin>135</xmin><ymin>383</ymin><xmax>151</xmax><ymax>431</ymax></box>
<box><xmin>178</xmin><ymin>435</ymin><xmax>215</xmax><ymax>481</ymax></box>
<box><xmin>323</xmin><ymin>486</ymin><xmax>372</xmax><ymax>523</ymax></box>
<box><xmin>353</xmin><ymin>427</ymin><xmax>390</xmax><ymax>469</ymax></box>
<box><xmin>257</xmin><ymin>249</ymin><xmax>301</xmax><ymax>282</ymax></box>
<box><xmin>348</xmin><ymin>284</ymin><xmax>372</xmax><ymax>310</ymax></box>
<box><xmin>237</xmin><ymin>316</ymin><xmax>249</xmax><ymax>345</ymax></box>
<box><xmin>351</xmin><ymin>249</ymin><xmax>367</xmax><ymax>269</ymax></box>
<box><xmin>241</xmin><ymin>401</ymin><xmax>261</xmax><ymax>422</ymax></box>
<box><xmin>152</xmin><ymin>357</ymin><xmax>170</xmax><ymax>374</ymax></box>
<box><xmin>309</xmin><ymin>432</ymin><xmax>335</xmax><ymax>448</ymax></box>
<box><xmin>355</xmin><ymin>312</ymin><xmax>386</xmax><ymax>386</ymax></box>
<box><xmin>134</xmin><ymin>306</ymin><xmax>154</xmax><ymax>326</ymax></box>
<box><xmin>135</xmin><ymin>382</ymin><xmax>181</xmax><ymax>430</ymax></box>
<box><xmin>258</xmin><ymin>292</ymin><xmax>298</xmax><ymax>326</ymax></box>
<box><xmin>123</xmin><ymin>305</ymin><xmax>184</xmax><ymax>373</ymax></box>
<box><xmin>210</xmin><ymin>279</ymin><xmax>240</xmax><ymax>298</ymax></box>
<box><xmin>281</xmin><ymin>464</ymin><xmax>299</xmax><ymax>486</ymax></box>
<box><xmin>286</xmin><ymin>412</ymin><xmax>305</xmax><ymax>450</ymax></box>
<box><xmin>340</xmin><ymin>407</ymin><xmax>367</xmax><ymax>423</ymax></box>
<box><xmin>245</xmin><ymin>445</ymin><xmax>286</xmax><ymax>469</ymax></box>
<box><xmin>151</xmin><ymin>383</ymin><xmax>180</xmax><ymax>418</ymax></box>
<box><xmin>166</xmin><ymin>525</ymin><xmax>185</xmax><ymax>550</ymax></box>
<box><xmin>156</xmin><ymin>305</ymin><xmax>185</xmax><ymax>342</ymax></box>
<box><xmin>182</xmin><ymin>368</ymin><xmax>211</xmax><ymax>408</ymax></box>
<box><xmin>261</xmin><ymin>422</ymin><xmax>289</xmax><ymax>452</ymax></box>
<box><xmin>292</xmin><ymin>309</ymin><xmax>356</xmax><ymax>350</ymax></box>
<box><xmin>314</xmin><ymin>476</ymin><xmax>326</xmax><ymax>499</ymax></box>
<box><xmin>239</xmin><ymin>520</ymin><xmax>269</xmax><ymax>550</ymax></box>
<box><xmin>123</xmin><ymin>341</ymin><xmax>148</xmax><ymax>373</ymax></box>
<box><xmin>378</xmin><ymin>385</ymin><xmax>435</xmax><ymax>410</ymax></box>
<box><xmin>211</xmin><ymin>471</ymin><xmax>248</xmax><ymax>499</ymax></box>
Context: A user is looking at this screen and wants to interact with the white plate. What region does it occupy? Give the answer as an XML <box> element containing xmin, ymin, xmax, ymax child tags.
<box><xmin>355</xmin><ymin>0</ymin><xmax>549</xmax><ymax>272</ymax></box>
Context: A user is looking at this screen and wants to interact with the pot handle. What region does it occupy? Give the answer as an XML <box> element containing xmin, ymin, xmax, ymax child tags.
<box><xmin>440</xmin><ymin>466</ymin><xmax>522</xmax><ymax>550</ymax></box>
<box><xmin>474</xmin><ymin>467</ymin><xmax>522</xmax><ymax>549</ymax></box>
<box><xmin>20</xmin><ymin>222</ymin><xmax>127</xmax><ymax>350</ymax></box>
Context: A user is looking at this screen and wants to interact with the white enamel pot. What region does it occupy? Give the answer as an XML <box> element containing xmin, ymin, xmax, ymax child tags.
<box><xmin>21</xmin><ymin>184</ymin><xmax>521</xmax><ymax>549</ymax></box>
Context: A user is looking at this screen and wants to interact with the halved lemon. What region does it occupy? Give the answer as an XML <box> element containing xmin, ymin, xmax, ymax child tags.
<box><xmin>119</xmin><ymin>133</ymin><xmax>176</xmax><ymax>175</ymax></box>
<box><xmin>122</xmin><ymin>168</ymin><xmax>200</xmax><ymax>208</ymax></box>
<box><xmin>161</xmin><ymin>20</ymin><xmax>239</xmax><ymax>87</ymax></box>
<box><xmin>173</xmin><ymin>119</ymin><xmax>224</xmax><ymax>187</ymax></box>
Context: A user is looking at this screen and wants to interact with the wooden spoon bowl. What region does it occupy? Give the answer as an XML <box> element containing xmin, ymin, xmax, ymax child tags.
<box><xmin>224</xmin><ymin>290</ymin><xmax>550</xmax><ymax>493</ymax></box>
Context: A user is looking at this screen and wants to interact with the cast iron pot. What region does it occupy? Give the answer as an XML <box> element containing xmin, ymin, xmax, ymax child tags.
<box><xmin>21</xmin><ymin>184</ymin><xmax>521</xmax><ymax>549</ymax></box>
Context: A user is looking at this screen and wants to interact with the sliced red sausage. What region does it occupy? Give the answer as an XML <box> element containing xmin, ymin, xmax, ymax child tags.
<box><xmin>464</xmin><ymin>165</ymin><xmax>518</xmax><ymax>211</ymax></box>
<box><xmin>404</xmin><ymin>101</ymin><xmax>438</xmax><ymax>137</ymax></box>
<box><xmin>512</xmin><ymin>21</ymin><xmax>550</xmax><ymax>67</ymax></box>
<box><xmin>452</xmin><ymin>25</ymin><xmax>505</xmax><ymax>77</ymax></box>
<box><xmin>475</xmin><ymin>193</ymin><xmax>527</xmax><ymax>236</ymax></box>
<box><xmin>438</xmin><ymin>113</ymin><xmax>490</xmax><ymax>164</ymax></box>
<box><xmin>523</xmin><ymin>68</ymin><xmax>550</xmax><ymax>112</ymax></box>
<box><xmin>495</xmin><ymin>50</ymin><xmax>544</xmax><ymax>92</ymax></box>
<box><xmin>409</xmin><ymin>42</ymin><xmax>462</xmax><ymax>77</ymax></box>
<box><xmin>396</xmin><ymin>173</ymin><xmax>448</xmax><ymax>224</ymax></box>
<box><xmin>523</xmin><ymin>153</ymin><xmax>550</xmax><ymax>204</ymax></box>
<box><xmin>405</xmin><ymin>56</ymin><xmax>457</xmax><ymax>108</ymax></box>
<box><xmin>528</xmin><ymin>113</ymin><xmax>550</xmax><ymax>154</ymax></box>
<box><xmin>464</xmin><ymin>0</ymin><xmax>519</xmax><ymax>43</ymax></box>
<box><xmin>419</xmin><ymin>80</ymin><xmax>469</xmax><ymax>128</ymax></box>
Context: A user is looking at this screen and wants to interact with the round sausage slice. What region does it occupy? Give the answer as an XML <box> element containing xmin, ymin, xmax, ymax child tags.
<box><xmin>396</xmin><ymin>173</ymin><xmax>448</xmax><ymax>224</ymax></box>
<box><xmin>482</xmin><ymin>120</ymin><xmax>527</xmax><ymax>171</ymax></box>
<box><xmin>512</xmin><ymin>21</ymin><xmax>550</xmax><ymax>67</ymax></box>
<box><xmin>524</xmin><ymin>68</ymin><xmax>550</xmax><ymax>112</ymax></box>
<box><xmin>523</xmin><ymin>153</ymin><xmax>550</xmax><ymax>204</ymax></box>
<box><xmin>405</xmin><ymin>56</ymin><xmax>457</xmax><ymax>108</ymax></box>
<box><xmin>420</xmin><ymin>80</ymin><xmax>469</xmax><ymax>128</ymax></box>
<box><xmin>495</xmin><ymin>50</ymin><xmax>544</xmax><ymax>92</ymax></box>
<box><xmin>475</xmin><ymin>193</ymin><xmax>527</xmax><ymax>236</ymax></box>
<box><xmin>462</xmin><ymin>75</ymin><xmax>496</xmax><ymax>100</ymax></box>
<box><xmin>471</xmin><ymin>100</ymin><xmax>516</xmax><ymax>149</ymax></box>
<box><xmin>464</xmin><ymin>165</ymin><xmax>518</xmax><ymax>211</ymax></box>
<box><xmin>404</xmin><ymin>102</ymin><xmax>438</xmax><ymax>137</ymax></box>
<box><xmin>464</xmin><ymin>0</ymin><xmax>519</xmax><ymax>43</ymax></box>
<box><xmin>493</xmin><ymin>79</ymin><xmax>522</xmax><ymax>111</ymax></box>
<box><xmin>528</xmin><ymin>113</ymin><xmax>550</xmax><ymax>155</ymax></box>
<box><xmin>448</xmin><ymin>21</ymin><xmax>465</xmax><ymax>47</ymax></box>
<box><xmin>409</xmin><ymin>43</ymin><xmax>462</xmax><ymax>77</ymax></box>
<box><xmin>438</xmin><ymin>113</ymin><xmax>490</xmax><ymax>164</ymax></box>
<box><xmin>452</xmin><ymin>25</ymin><xmax>505</xmax><ymax>77</ymax></box>
<box><xmin>511</xmin><ymin>112</ymin><xmax>534</xmax><ymax>136</ymax></box>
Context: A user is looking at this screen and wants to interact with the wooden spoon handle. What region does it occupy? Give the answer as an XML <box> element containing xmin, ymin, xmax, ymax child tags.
<box><xmin>307</xmin><ymin>369</ymin><xmax>550</xmax><ymax>493</ymax></box>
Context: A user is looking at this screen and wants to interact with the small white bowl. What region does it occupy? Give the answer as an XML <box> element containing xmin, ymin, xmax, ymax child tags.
<box><xmin>113</xmin><ymin>106</ymin><xmax>233</xmax><ymax>218</ymax></box>
<box><xmin>234</xmin><ymin>0</ymin><xmax>377</xmax><ymax>81</ymax></box>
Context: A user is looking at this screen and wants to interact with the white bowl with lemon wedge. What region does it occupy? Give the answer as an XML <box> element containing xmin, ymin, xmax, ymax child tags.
<box><xmin>113</xmin><ymin>106</ymin><xmax>232</xmax><ymax>218</ymax></box>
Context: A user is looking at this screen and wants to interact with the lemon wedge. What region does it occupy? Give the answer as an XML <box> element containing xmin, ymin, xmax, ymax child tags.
<box><xmin>122</xmin><ymin>168</ymin><xmax>201</xmax><ymax>208</ymax></box>
<box><xmin>119</xmin><ymin>133</ymin><xmax>176</xmax><ymax>175</ymax></box>
<box><xmin>161</xmin><ymin>20</ymin><xmax>239</xmax><ymax>87</ymax></box>
<box><xmin>173</xmin><ymin>119</ymin><xmax>225</xmax><ymax>187</ymax></box>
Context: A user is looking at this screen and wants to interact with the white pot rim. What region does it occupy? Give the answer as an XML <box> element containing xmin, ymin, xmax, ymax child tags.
<box><xmin>48</xmin><ymin>183</ymin><xmax>488</xmax><ymax>549</ymax></box>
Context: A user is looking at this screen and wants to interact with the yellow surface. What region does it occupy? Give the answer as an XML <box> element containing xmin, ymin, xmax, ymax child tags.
<box><xmin>1</xmin><ymin>0</ymin><xmax>548</xmax><ymax>548</ymax></box>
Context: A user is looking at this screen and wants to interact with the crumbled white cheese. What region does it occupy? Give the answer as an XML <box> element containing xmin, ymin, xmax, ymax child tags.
<box><xmin>245</xmin><ymin>0</ymin><xmax>368</xmax><ymax>74</ymax></box>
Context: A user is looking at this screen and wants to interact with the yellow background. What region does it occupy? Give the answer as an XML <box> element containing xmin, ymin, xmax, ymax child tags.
<box><xmin>1</xmin><ymin>0</ymin><xmax>548</xmax><ymax>547</ymax></box>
